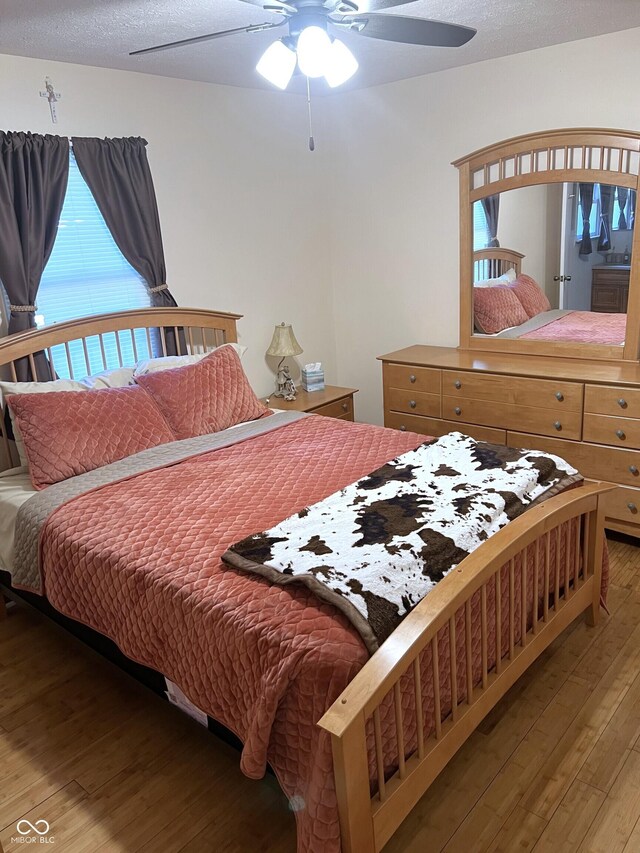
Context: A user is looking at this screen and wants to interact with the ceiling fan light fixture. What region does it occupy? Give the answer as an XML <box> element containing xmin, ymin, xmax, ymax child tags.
<box><xmin>256</xmin><ymin>38</ymin><xmax>297</xmax><ymax>89</ymax></box>
<box><xmin>296</xmin><ymin>25</ymin><xmax>332</xmax><ymax>78</ymax></box>
<box><xmin>324</xmin><ymin>38</ymin><xmax>358</xmax><ymax>88</ymax></box>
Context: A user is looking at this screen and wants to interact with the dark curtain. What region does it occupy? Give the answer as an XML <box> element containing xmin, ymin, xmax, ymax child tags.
<box><xmin>0</xmin><ymin>131</ymin><xmax>69</xmax><ymax>379</ymax></box>
<box><xmin>71</xmin><ymin>136</ymin><xmax>182</xmax><ymax>355</ymax></box>
<box><xmin>578</xmin><ymin>183</ymin><xmax>594</xmax><ymax>256</ymax></box>
<box><xmin>481</xmin><ymin>195</ymin><xmax>500</xmax><ymax>247</ymax></box>
<box><xmin>617</xmin><ymin>186</ymin><xmax>629</xmax><ymax>231</ymax></box>
<box><xmin>598</xmin><ymin>184</ymin><xmax>614</xmax><ymax>252</ymax></box>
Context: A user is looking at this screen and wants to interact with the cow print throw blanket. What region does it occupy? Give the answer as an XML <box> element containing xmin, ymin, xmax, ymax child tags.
<box><xmin>223</xmin><ymin>432</ymin><xmax>581</xmax><ymax>654</ymax></box>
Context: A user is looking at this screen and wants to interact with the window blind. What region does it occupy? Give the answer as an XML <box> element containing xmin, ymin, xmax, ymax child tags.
<box><xmin>37</xmin><ymin>152</ymin><xmax>152</xmax><ymax>379</ymax></box>
<box><xmin>472</xmin><ymin>201</ymin><xmax>491</xmax><ymax>251</ymax></box>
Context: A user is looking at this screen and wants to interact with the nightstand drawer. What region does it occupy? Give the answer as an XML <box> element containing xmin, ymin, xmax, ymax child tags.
<box><xmin>444</xmin><ymin>397</ymin><xmax>582</xmax><ymax>440</ymax></box>
<box><xmin>442</xmin><ymin>370</ymin><xmax>583</xmax><ymax>411</ymax></box>
<box><xmin>583</xmin><ymin>414</ymin><xmax>640</xmax><ymax>450</ymax></box>
<box><xmin>312</xmin><ymin>396</ymin><xmax>353</xmax><ymax>420</ymax></box>
<box><xmin>386</xmin><ymin>388</ymin><xmax>441</xmax><ymax>417</ymax></box>
<box><xmin>384</xmin><ymin>363</ymin><xmax>441</xmax><ymax>394</ymax></box>
<box><xmin>585</xmin><ymin>385</ymin><xmax>640</xmax><ymax>418</ymax></box>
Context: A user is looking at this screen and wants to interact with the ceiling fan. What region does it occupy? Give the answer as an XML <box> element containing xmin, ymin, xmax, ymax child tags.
<box><xmin>130</xmin><ymin>0</ymin><xmax>477</xmax><ymax>91</ymax></box>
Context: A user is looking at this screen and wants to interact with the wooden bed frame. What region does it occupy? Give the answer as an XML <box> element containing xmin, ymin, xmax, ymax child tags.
<box><xmin>0</xmin><ymin>307</ymin><xmax>611</xmax><ymax>853</ymax></box>
<box><xmin>473</xmin><ymin>247</ymin><xmax>524</xmax><ymax>282</ymax></box>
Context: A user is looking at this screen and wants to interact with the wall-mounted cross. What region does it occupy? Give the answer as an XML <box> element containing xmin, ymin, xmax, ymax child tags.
<box><xmin>40</xmin><ymin>77</ymin><xmax>61</xmax><ymax>124</ymax></box>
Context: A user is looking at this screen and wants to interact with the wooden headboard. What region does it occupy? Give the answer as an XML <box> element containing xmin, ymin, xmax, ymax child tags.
<box><xmin>474</xmin><ymin>248</ymin><xmax>524</xmax><ymax>282</ymax></box>
<box><xmin>0</xmin><ymin>307</ymin><xmax>241</xmax><ymax>472</ymax></box>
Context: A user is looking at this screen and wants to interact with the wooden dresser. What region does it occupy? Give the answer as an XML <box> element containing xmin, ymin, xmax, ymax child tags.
<box><xmin>380</xmin><ymin>345</ymin><xmax>640</xmax><ymax>537</ymax></box>
<box><xmin>591</xmin><ymin>265</ymin><xmax>631</xmax><ymax>313</ymax></box>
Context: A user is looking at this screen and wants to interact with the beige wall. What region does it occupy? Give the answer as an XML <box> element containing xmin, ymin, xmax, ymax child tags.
<box><xmin>325</xmin><ymin>27</ymin><xmax>640</xmax><ymax>425</ymax></box>
<box><xmin>497</xmin><ymin>185</ymin><xmax>550</xmax><ymax>296</ymax></box>
<box><xmin>0</xmin><ymin>52</ymin><xmax>336</xmax><ymax>395</ymax></box>
<box><xmin>3</xmin><ymin>26</ymin><xmax>640</xmax><ymax>423</ymax></box>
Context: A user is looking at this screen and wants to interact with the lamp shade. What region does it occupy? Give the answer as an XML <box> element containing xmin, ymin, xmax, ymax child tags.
<box><xmin>266</xmin><ymin>322</ymin><xmax>303</xmax><ymax>358</ymax></box>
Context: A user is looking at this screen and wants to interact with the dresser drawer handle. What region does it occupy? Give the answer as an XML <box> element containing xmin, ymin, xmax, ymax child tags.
<box><xmin>400</xmin><ymin>425</ymin><xmax>406</xmax><ymax>431</ymax></box>
<box><xmin>616</xmin><ymin>429</ymin><xmax>626</xmax><ymax>440</ymax></box>
<box><xmin>628</xmin><ymin>502</ymin><xmax>637</xmax><ymax>513</ymax></box>
<box><xmin>454</xmin><ymin>407</ymin><xmax>462</xmax><ymax>416</ymax></box>
<box><xmin>342</xmin><ymin>402</ymin><xmax>348</xmax><ymax>411</ymax></box>
<box><xmin>454</xmin><ymin>380</ymin><xmax>462</xmax><ymax>389</ymax></box>
<box><xmin>630</xmin><ymin>465</ymin><xmax>639</xmax><ymax>475</ymax></box>
<box><xmin>618</xmin><ymin>398</ymin><xmax>628</xmax><ymax>409</ymax></box>
<box><xmin>555</xmin><ymin>391</ymin><xmax>564</xmax><ymax>401</ymax></box>
<box><xmin>554</xmin><ymin>421</ymin><xmax>562</xmax><ymax>431</ymax></box>
<box><xmin>409</xmin><ymin>374</ymin><xmax>416</xmax><ymax>384</ymax></box>
<box><xmin>409</xmin><ymin>400</ymin><xmax>416</xmax><ymax>409</ymax></box>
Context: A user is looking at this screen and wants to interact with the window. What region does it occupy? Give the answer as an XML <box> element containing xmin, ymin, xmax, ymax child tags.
<box><xmin>575</xmin><ymin>184</ymin><xmax>634</xmax><ymax>241</ymax></box>
<box><xmin>473</xmin><ymin>201</ymin><xmax>490</xmax><ymax>251</ymax></box>
<box><xmin>37</xmin><ymin>152</ymin><xmax>152</xmax><ymax>378</ymax></box>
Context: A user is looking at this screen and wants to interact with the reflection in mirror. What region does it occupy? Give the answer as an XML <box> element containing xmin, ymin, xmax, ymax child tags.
<box><xmin>471</xmin><ymin>182</ymin><xmax>636</xmax><ymax>347</ymax></box>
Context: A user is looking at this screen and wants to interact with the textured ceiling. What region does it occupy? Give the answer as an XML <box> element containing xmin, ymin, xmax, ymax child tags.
<box><xmin>2</xmin><ymin>0</ymin><xmax>640</xmax><ymax>94</ymax></box>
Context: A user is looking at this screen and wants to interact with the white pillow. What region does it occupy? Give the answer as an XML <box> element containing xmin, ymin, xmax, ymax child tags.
<box><xmin>133</xmin><ymin>343</ymin><xmax>247</xmax><ymax>377</ymax></box>
<box><xmin>474</xmin><ymin>268</ymin><xmax>517</xmax><ymax>287</ymax></box>
<box><xmin>1</xmin><ymin>366</ymin><xmax>135</xmax><ymax>468</ymax></box>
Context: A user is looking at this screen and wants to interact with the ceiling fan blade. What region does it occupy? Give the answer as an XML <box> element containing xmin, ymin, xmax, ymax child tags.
<box><xmin>348</xmin><ymin>0</ymin><xmax>417</xmax><ymax>10</ymax></box>
<box><xmin>347</xmin><ymin>14</ymin><xmax>476</xmax><ymax>47</ymax></box>
<box><xmin>237</xmin><ymin>0</ymin><xmax>292</xmax><ymax>9</ymax></box>
<box><xmin>129</xmin><ymin>21</ymin><xmax>283</xmax><ymax>56</ymax></box>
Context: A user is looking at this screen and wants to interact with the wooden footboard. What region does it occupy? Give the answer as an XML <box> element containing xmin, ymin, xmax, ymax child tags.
<box><xmin>319</xmin><ymin>482</ymin><xmax>611</xmax><ymax>853</ymax></box>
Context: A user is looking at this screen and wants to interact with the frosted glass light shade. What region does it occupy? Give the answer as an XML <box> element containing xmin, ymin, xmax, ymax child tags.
<box><xmin>266</xmin><ymin>323</ymin><xmax>303</xmax><ymax>357</ymax></box>
<box><xmin>324</xmin><ymin>39</ymin><xmax>359</xmax><ymax>88</ymax></box>
<box><xmin>256</xmin><ymin>40</ymin><xmax>297</xmax><ymax>90</ymax></box>
<box><xmin>297</xmin><ymin>26</ymin><xmax>332</xmax><ymax>78</ymax></box>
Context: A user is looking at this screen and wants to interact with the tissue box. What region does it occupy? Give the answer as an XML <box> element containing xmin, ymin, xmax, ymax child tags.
<box><xmin>302</xmin><ymin>367</ymin><xmax>325</xmax><ymax>392</ymax></box>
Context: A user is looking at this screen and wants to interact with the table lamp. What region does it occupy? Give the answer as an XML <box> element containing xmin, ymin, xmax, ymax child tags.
<box><xmin>266</xmin><ymin>322</ymin><xmax>303</xmax><ymax>400</ymax></box>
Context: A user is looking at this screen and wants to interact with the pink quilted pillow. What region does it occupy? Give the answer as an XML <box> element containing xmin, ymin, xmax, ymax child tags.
<box><xmin>473</xmin><ymin>285</ymin><xmax>529</xmax><ymax>334</ymax></box>
<box><xmin>7</xmin><ymin>385</ymin><xmax>175</xmax><ymax>490</ymax></box>
<box><xmin>509</xmin><ymin>274</ymin><xmax>552</xmax><ymax>318</ymax></box>
<box><xmin>135</xmin><ymin>344</ymin><xmax>268</xmax><ymax>439</ymax></box>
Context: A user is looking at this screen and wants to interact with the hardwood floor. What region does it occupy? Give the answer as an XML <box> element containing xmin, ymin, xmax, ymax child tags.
<box><xmin>1</xmin><ymin>534</ymin><xmax>640</xmax><ymax>852</ymax></box>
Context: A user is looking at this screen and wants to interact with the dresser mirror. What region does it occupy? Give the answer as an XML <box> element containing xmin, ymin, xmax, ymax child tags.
<box><xmin>455</xmin><ymin>129</ymin><xmax>640</xmax><ymax>361</ymax></box>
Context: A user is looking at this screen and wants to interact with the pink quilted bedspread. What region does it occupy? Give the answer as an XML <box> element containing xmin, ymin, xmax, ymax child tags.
<box><xmin>39</xmin><ymin>417</ymin><xmax>421</xmax><ymax>851</ymax></box>
<box><xmin>520</xmin><ymin>310</ymin><xmax>626</xmax><ymax>344</ymax></box>
<box><xmin>37</xmin><ymin>417</ymin><xmax>604</xmax><ymax>852</ymax></box>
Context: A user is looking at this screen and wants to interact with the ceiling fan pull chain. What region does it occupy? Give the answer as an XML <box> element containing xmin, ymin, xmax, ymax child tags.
<box><xmin>306</xmin><ymin>76</ymin><xmax>315</xmax><ymax>152</ymax></box>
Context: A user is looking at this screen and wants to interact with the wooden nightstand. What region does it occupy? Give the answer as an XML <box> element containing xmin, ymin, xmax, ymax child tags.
<box><xmin>264</xmin><ymin>385</ymin><xmax>358</xmax><ymax>421</ymax></box>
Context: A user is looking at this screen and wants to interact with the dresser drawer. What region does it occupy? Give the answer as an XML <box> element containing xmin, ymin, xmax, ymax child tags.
<box><xmin>312</xmin><ymin>396</ymin><xmax>353</xmax><ymax>420</ymax></box>
<box><xmin>584</xmin><ymin>384</ymin><xmax>640</xmax><ymax>418</ymax></box>
<box><xmin>385</xmin><ymin>412</ymin><xmax>506</xmax><ymax>444</ymax></box>
<box><xmin>442</xmin><ymin>370</ymin><xmax>583</xmax><ymax>412</ymax></box>
<box><xmin>506</xmin><ymin>432</ymin><xmax>640</xmax><ymax>488</ymax></box>
<box><xmin>444</xmin><ymin>397</ymin><xmax>582</xmax><ymax>440</ymax></box>
<box><xmin>383</xmin><ymin>363</ymin><xmax>441</xmax><ymax>394</ymax></box>
<box><xmin>599</xmin><ymin>484</ymin><xmax>640</xmax><ymax>525</ymax></box>
<box><xmin>583</xmin><ymin>413</ymin><xmax>640</xmax><ymax>450</ymax></box>
<box><xmin>385</xmin><ymin>388</ymin><xmax>441</xmax><ymax>417</ymax></box>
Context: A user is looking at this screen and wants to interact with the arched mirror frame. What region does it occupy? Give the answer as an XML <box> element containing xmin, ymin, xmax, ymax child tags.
<box><xmin>454</xmin><ymin>128</ymin><xmax>640</xmax><ymax>362</ymax></box>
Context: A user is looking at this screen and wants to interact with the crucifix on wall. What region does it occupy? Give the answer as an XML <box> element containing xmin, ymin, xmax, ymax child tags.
<box><xmin>40</xmin><ymin>77</ymin><xmax>61</xmax><ymax>123</ymax></box>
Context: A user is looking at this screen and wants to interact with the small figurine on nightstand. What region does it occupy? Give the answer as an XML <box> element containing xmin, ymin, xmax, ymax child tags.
<box><xmin>277</xmin><ymin>363</ymin><xmax>298</xmax><ymax>401</ymax></box>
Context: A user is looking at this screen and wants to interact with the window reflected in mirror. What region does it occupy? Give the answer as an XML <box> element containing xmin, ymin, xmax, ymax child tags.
<box><xmin>471</xmin><ymin>182</ymin><xmax>636</xmax><ymax>347</ymax></box>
